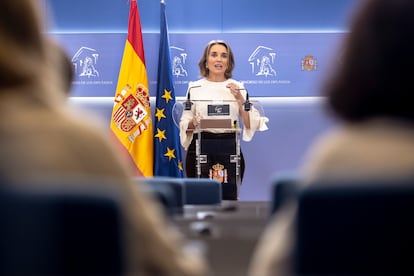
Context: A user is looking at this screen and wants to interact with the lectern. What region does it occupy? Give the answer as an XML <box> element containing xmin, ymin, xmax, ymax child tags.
<box><xmin>194</xmin><ymin>119</ymin><xmax>241</xmax><ymax>200</ymax></box>
<box><xmin>174</xmin><ymin>97</ymin><xmax>267</xmax><ymax>201</ymax></box>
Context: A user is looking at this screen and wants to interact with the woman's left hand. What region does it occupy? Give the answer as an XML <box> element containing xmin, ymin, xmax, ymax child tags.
<box><xmin>226</xmin><ymin>83</ymin><xmax>244</xmax><ymax>103</ymax></box>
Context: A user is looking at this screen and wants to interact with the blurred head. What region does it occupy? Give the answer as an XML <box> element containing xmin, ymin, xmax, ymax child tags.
<box><xmin>324</xmin><ymin>0</ymin><xmax>414</xmax><ymax>123</ymax></box>
<box><xmin>48</xmin><ymin>41</ymin><xmax>75</xmax><ymax>94</ymax></box>
<box><xmin>0</xmin><ymin>0</ymin><xmax>47</xmax><ymax>89</ymax></box>
<box><xmin>198</xmin><ymin>40</ymin><xmax>235</xmax><ymax>79</ymax></box>
<box><xmin>0</xmin><ymin>0</ymin><xmax>66</xmax><ymax>104</ymax></box>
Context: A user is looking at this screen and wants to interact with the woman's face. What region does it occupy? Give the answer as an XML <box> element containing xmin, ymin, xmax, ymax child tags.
<box><xmin>206</xmin><ymin>44</ymin><xmax>228</xmax><ymax>79</ymax></box>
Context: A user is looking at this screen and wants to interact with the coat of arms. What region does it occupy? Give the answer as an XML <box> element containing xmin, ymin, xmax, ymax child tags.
<box><xmin>209</xmin><ymin>163</ymin><xmax>228</xmax><ymax>183</ymax></box>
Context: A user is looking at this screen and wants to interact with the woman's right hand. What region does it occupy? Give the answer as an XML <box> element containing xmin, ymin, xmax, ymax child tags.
<box><xmin>189</xmin><ymin>113</ymin><xmax>202</xmax><ymax>129</ymax></box>
<box><xmin>189</xmin><ymin>117</ymin><xmax>197</xmax><ymax>129</ymax></box>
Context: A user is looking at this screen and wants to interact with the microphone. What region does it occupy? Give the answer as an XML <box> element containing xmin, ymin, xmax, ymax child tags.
<box><xmin>244</xmin><ymin>92</ymin><xmax>252</xmax><ymax>112</ymax></box>
<box><xmin>184</xmin><ymin>92</ymin><xmax>192</xmax><ymax>110</ymax></box>
<box><xmin>184</xmin><ymin>85</ymin><xmax>201</xmax><ymax>110</ymax></box>
<box><xmin>236</xmin><ymin>88</ymin><xmax>252</xmax><ymax>112</ymax></box>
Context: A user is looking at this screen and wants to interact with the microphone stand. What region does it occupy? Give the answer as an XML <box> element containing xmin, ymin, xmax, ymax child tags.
<box><xmin>184</xmin><ymin>85</ymin><xmax>201</xmax><ymax>110</ymax></box>
<box><xmin>236</xmin><ymin>88</ymin><xmax>252</xmax><ymax>112</ymax></box>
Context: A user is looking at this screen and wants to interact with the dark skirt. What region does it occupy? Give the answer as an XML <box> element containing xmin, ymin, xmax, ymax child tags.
<box><xmin>185</xmin><ymin>132</ymin><xmax>245</xmax><ymax>182</ymax></box>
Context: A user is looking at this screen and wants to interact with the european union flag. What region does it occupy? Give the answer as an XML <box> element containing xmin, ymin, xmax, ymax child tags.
<box><xmin>153</xmin><ymin>0</ymin><xmax>184</xmax><ymax>177</ymax></box>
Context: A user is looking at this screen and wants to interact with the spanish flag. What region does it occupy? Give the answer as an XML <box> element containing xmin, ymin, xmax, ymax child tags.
<box><xmin>110</xmin><ymin>0</ymin><xmax>153</xmax><ymax>176</ymax></box>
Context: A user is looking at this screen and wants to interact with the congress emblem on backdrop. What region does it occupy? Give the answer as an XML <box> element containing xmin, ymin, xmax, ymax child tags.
<box><xmin>248</xmin><ymin>46</ymin><xmax>277</xmax><ymax>77</ymax></box>
<box><xmin>301</xmin><ymin>55</ymin><xmax>317</xmax><ymax>71</ymax></box>
<box><xmin>72</xmin><ymin>46</ymin><xmax>100</xmax><ymax>78</ymax></box>
<box><xmin>170</xmin><ymin>46</ymin><xmax>188</xmax><ymax>78</ymax></box>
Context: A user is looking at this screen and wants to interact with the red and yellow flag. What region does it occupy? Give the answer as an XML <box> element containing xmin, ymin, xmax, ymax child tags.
<box><xmin>110</xmin><ymin>0</ymin><xmax>153</xmax><ymax>176</ymax></box>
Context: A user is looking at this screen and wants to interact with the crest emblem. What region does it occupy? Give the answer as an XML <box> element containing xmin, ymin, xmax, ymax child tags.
<box><xmin>301</xmin><ymin>55</ymin><xmax>317</xmax><ymax>71</ymax></box>
<box><xmin>112</xmin><ymin>83</ymin><xmax>151</xmax><ymax>141</ymax></box>
<box><xmin>209</xmin><ymin>163</ymin><xmax>228</xmax><ymax>183</ymax></box>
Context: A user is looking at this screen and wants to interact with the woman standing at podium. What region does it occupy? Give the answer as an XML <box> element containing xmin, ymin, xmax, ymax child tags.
<box><xmin>179</xmin><ymin>40</ymin><xmax>268</xmax><ymax>198</ymax></box>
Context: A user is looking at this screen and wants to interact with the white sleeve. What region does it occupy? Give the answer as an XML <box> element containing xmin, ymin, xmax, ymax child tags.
<box><xmin>179</xmin><ymin>83</ymin><xmax>196</xmax><ymax>149</ymax></box>
<box><xmin>233</xmin><ymin>82</ymin><xmax>269</xmax><ymax>142</ymax></box>
<box><xmin>179</xmin><ymin>109</ymin><xmax>194</xmax><ymax>149</ymax></box>
<box><xmin>242</xmin><ymin>106</ymin><xmax>269</xmax><ymax>142</ymax></box>
<box><xmin>238</xmin><ymin>84</ymin><xmax>269</xmax><ymax>142</ymax></box>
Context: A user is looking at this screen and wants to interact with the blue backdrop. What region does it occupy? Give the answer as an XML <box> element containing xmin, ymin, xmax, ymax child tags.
<box><xmin>45</xmin><ymin>0</ymin><xmax>358</xmax><ymax>33</ymax></box>
<box><xmin>47</xmin><ymin>0</ymin><xmax>359</xmax><ymax>200</ymax></box>
<box><xmin>54</xmin><ymin>32</ymin><xmax>345</xmax><ymax>98</ymax></box>
<box><xmin>47</xmin><ymin>0</ymin><xmax>358</xmax><ymax>98</ymax></box>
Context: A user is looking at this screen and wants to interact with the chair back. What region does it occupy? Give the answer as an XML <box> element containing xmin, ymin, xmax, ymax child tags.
<box><xmin>137</xmin><ymin>177</ymin><xmax>185</xmax><ymax>215</ymax></box>
<box><xmin>0</xmin><ymin>180</ymin><xmax>125</xmax><ymax>276</ymax></box>
<box><xmin>182</xmin><ymin>178</ymin><xmax>222</xmax><ymax>205</ymax></box>
<box><xmin>270</xmin><ymin>173</ymin><xmax>299</xmax><ymax>215</ymax></box>
<box><xmin>294</xmin><ymin>178</ymin><xmax>414</xmax><ymax>275</ymax></box>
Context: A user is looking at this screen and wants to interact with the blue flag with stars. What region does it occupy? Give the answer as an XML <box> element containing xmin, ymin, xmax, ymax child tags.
<box><xmin>153</xmin><ymin>0</ymin><xmax>184</xmax><ymax>177</ymax></box>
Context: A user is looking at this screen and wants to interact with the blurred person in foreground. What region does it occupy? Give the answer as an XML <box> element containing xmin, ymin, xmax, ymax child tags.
<box><xmin>248</xmin><ymin>0</ymin><xmax>414</xmax><ymax>275</ymax></box>
<box><xmin>48</xmin><ymin>40</ymin><xmax>75</xmax><ymax>95</ymax></box>
<box><xmin>0</xmin><ymin>0</ymin><xmax>207</xmax><ymax>275</ymax></box>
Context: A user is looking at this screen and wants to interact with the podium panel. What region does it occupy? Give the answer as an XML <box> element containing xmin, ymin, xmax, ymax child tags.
<box><xmin>175</xmin><ymin>98</ymin><xmax>267</xmax><ymax>201</ymax></box>
<box><xmin>197</xmin><ymin>132</ymin><xmax>240</xmax><ymax>200</ymax></box>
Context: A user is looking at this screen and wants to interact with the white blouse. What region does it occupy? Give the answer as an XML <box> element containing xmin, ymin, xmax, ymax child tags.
<box><xmin>179</xmin><ymin>78</ymin><xmax>269</xmax><ymax>149</ymax></box>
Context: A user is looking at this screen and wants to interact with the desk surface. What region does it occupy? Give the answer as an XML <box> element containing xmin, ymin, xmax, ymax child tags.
<box><xmin>173</xmin><ymin>201</ymin><xmax>271</xmax><ymax>276</ymax></box>
<box><xmin>181</xmin><ymin>200</ymin><xmax>271</xmax><ymax>219</ymax></box>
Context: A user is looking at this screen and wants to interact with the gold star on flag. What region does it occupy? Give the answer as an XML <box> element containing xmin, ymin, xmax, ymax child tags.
<box><xmin>178</xmin><ymin>161</ymin><xmax>183</xmax><ymax>171</ymax></box>
<box><xmin>154</xmin><ymin>128</ymin><xmax>166</xmax><ymax>142</ymax></box>
<box><xmin>162</xmin><ymin>89</ymin><xmax>173</xmax><ymax>103</ymax></box>
<box><xmin>164</xmin><ymin>147</ymin><xmax>176</xmax><ymax>161</ymax></box>
<box><xmin>155</xmin><ymin>108</ymin><xmax>166</xmax><ymax>122</ymax></box>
